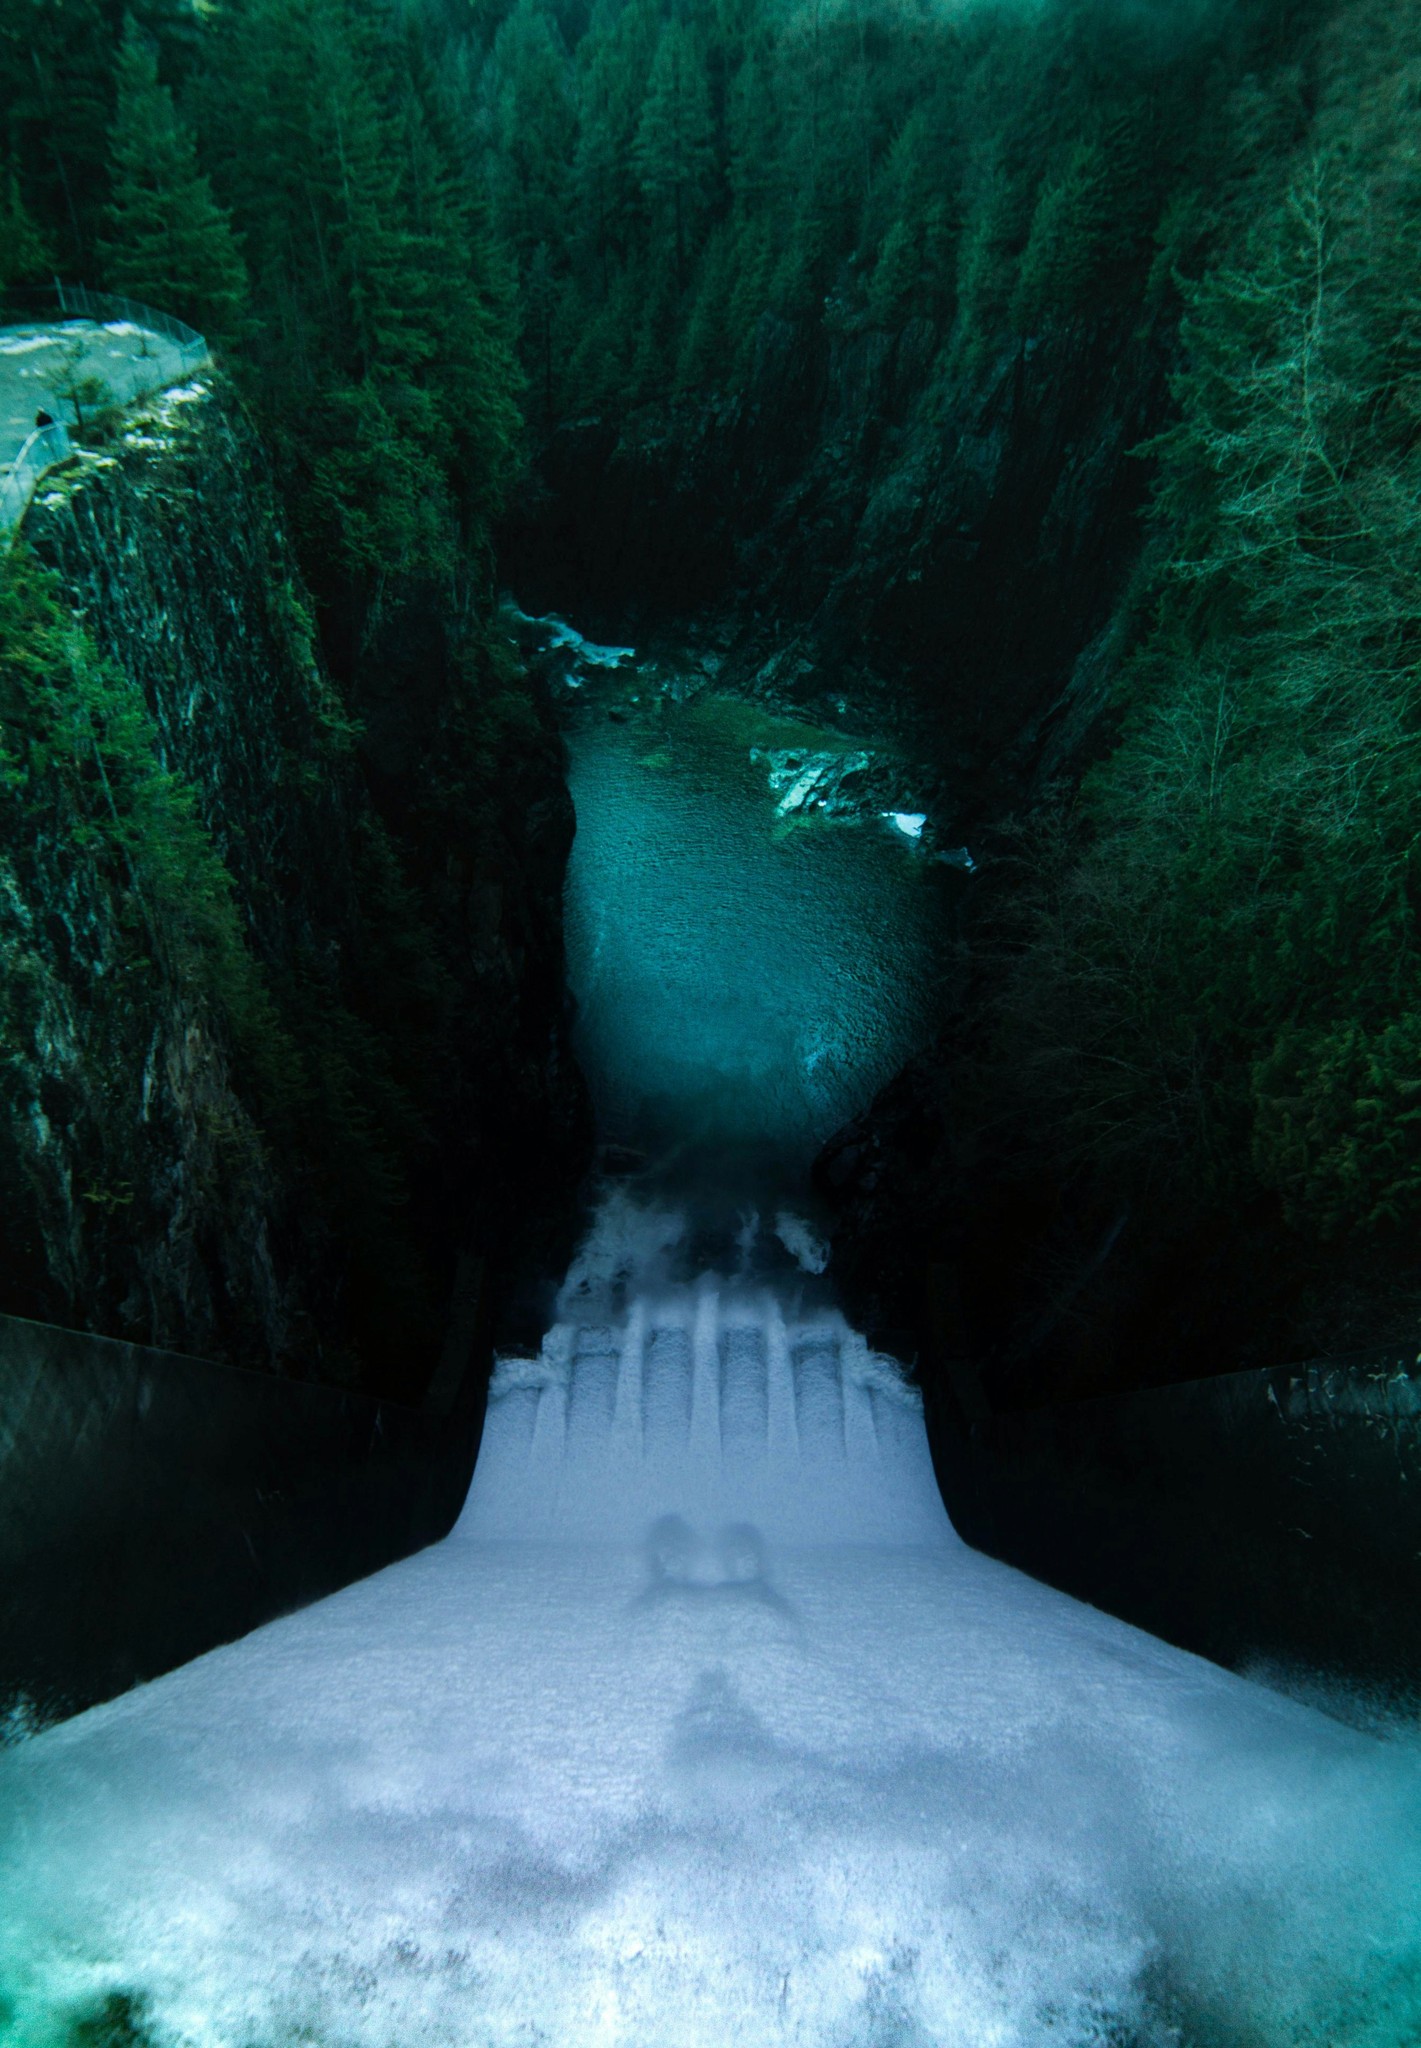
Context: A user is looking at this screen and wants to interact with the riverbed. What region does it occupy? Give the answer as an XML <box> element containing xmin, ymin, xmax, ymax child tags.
<box><xmin>557</xmin><ymin>631</ymin><xmax>957</xmax><ymax>1217</ymax></box>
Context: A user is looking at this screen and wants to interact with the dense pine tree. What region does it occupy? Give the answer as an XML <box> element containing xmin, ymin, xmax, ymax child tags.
<box><xmin>101</xmin><ymin>17</ymin><xmax>247</xmax><ymax>334</ymax></box>
<box><xmin>0</xmin><ymin>0</ymin><xmax>115</xmax><ymax>272</ymax></box>
<box><xmin>190</xmin><ymin>0</ymin><xmax>521</xmax><ymax>589</ymax></box>
<box><xmin>1010</xmin><ymin>140</ymin><xmax>1115</xmax><ymax>331</ymax></box>
<box><xmin>572</xmin><ymin>0</ymin><xmax>659</xmax><ymax>289</ymax></box>
<box><xmin>976</xmin><ymin>0</ymin><xmax>1421</xmax><ymax>1257</ymax></box>
<box><xmin>485</xmin><ymin>0</ymin><xmax>575</xmax><ymax>264</ymax></box>
<box><xmin>635</xmin><ymin>21</ymin><xmax>715</xmax><ymax>287</ymax></box>
<box><xmin>0</xmin><ymin>167</ymin><xmax>49</xmax><ymax>289</ymax></box>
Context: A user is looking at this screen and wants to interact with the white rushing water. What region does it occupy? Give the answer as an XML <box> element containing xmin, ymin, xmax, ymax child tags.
<box><xmin>1</xmin><ymin>1195</ymin><xmax>1418</xmax><ymax>2048</ymax></box>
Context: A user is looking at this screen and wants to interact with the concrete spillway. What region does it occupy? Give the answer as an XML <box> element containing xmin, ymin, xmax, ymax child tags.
<box><xmin>1</xmin><ymin>1198</ymin><xmax>1418</xmax><ymax>2048</ymax></box>
<box><xmin>465</xmin><ymin>1291</ymin><xmax>944</xmax><ymax>1552</ymax></box>
<box><xmin>2</xmin><ymin>638</ymin><xmax>1417</xmax><ymax>2044</ymax></box>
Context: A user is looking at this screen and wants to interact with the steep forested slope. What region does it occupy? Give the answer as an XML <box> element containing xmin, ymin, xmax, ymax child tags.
<box><xmin>0</xmin><ymin>0</ymin><xmax>591</xmax><ymax>1385</ymax></box>
<box><xmin>4</xmin><ymin>0</ymin><xmax>1418</xmax><ymax>1398</ymax></box>
<box><xmin>3</xmin><ymin>0</ymin><xmax>520</xmax><ymax>638</ymax></box>
<box><xmin>480</xmin><ymin>0</ymin><xmax>1329</xmax><ymax>762</ymax></box>
<box><xmin>453</xmin><ymin>0</ymin><xmax>1421</xmax><ymax>1395</ymax></box>
<box><xmin>0</xmin><ymin>394</ymin><xmax>587</xmax><ymax>1392</ymax></box>
<box><xmin>455</xmin><ymin>0</ymin><xmax>1316</xmax><ymax>423</ymax></box>
<box><xmin>819</xmin><ymin>0</ymin><xmax>1421</xmax><ymax>1399</ymax></box>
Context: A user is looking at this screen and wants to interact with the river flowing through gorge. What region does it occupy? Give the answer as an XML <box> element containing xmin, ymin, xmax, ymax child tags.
<box><xmin>1</xmin><ymin>624</ymin><xmax>1419</xmax><ymax>2048</ymax></box>
<box><xmin>555</xmin><ymin>618</ymin><xmax>959</xmax><ymax>1212</ymax></box>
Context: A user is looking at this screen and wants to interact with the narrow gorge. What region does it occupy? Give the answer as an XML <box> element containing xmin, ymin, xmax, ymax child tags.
<box><xmin>2</xmin><ymin>0</ymin><xmax>1420</xmax><ymax>2041</ymax></box>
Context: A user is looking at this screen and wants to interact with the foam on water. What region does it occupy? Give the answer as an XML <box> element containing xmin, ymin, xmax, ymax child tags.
<box><xmin>1</xmin><ymin>1197</ymin><xmax>1418</xmax><ymax>2048</ymax></box>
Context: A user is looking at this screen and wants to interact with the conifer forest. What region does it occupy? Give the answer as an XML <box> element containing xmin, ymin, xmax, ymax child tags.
<box><xmin>2</xmin><ymin>2</ymin><xmax>1421</xmax><ymax>2044</ymax></box>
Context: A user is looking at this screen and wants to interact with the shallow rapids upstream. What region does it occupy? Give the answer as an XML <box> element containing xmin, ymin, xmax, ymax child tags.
<box><xmin>1</xmin><ymin>632</ymin><xmax>1418</xmax><ymax>2045</ymax></box>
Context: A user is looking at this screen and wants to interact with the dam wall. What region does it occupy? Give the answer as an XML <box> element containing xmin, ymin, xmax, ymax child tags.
<box><xmin>0</xmin><ymin>1303</ymin><xmax>487</xmax><ymax>1734</ymax></box>
<box><xmin>927</xmin><ymin>1340</ymin><xmax>1421</xmax><ymax>1703</ymax></box>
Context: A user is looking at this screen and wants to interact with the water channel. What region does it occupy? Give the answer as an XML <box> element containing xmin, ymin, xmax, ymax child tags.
<box><xmin>0</xmin><ymin>624</ymin><xmax>1417</xmax><ymax>2048</ymax></box>
<box><xmin>563</xmin><ymin>664</ymin><xmax>953</xmax><ymax>1203</ymax></box>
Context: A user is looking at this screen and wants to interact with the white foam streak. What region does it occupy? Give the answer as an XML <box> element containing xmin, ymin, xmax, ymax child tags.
<box><xmin>462</xmin><ymin>1274</ymin><xmax>938</xmax><ymax>1549</ymax></box>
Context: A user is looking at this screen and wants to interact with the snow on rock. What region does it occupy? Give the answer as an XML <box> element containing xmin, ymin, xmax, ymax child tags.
<box><xmin>754</xmin><ymin>748</ymin><xmax>875</xmax><ymax>819</ymax></box>
<box><xmin>510</xmin><ymin>605</ymin><xmax>636</xmax><ymax>672</ymax></box>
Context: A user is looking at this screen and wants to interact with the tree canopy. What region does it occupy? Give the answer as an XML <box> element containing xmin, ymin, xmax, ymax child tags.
<box><xmin>7</xmin><ymin>0</ymin><xmax>1417</xmax><ymax>1308</ymax></box>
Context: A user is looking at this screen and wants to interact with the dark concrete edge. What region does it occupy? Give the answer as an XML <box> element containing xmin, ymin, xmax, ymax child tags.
<box><xmin>917</xmin><ymin>1309</ymin><xmax>1421</xmax><ymax>1701</ymax></box>
<box><xmin>1</xmin><ymin>1281</ymin><xmax>494</xmax><ymax>1738</ymax></box>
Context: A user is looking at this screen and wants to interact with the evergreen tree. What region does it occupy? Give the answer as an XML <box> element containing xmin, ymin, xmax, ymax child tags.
<box><xmin>675</xmin><ymin>220</ymin><xmax>735</xmax><ymax>388</ymax></box>
<box><xmin>572</xmin><ymin>0</ymin><xmax>660</xmax><ymax>287</ymax></box>
<box><xmin>194</xmin><ymin>0</ymin><xmax>520</xmax><ymax>588</ymax></box>
<box><xmin>485</xmin><ymin>0</ymin><xmax>575</xmax><ymax>264</ymax></box>
<box><xmin>1010</xmin><ymin>139</ymin><xmax>1116</xmax><ymax>331</ymax></box>
<box><xmin>0</xmin><ymin>0</ymin><xmax>115</xmax><ymax>272</ymax></box>
<box><xmin>0</xmin><ymin>168</ymin><xmax>50</xmax><ymax>289</ymax></box>
<box><xmin>726</xmin><ymin>42</ymin><xmax>781</xmax><ymax>221</ymax></box>
<box><xmin>864</xmin><ymin>103</ymin><xmax>959</xmax><ymax>326</ymax></box>
<box><xmin>866</xmin><ymin>218</ymin><xmax>918</xmax><ymax>326</ymax></box>
<box><xmin>956</xmin><ymin>169</ymin><xmax>1029</xmax><ymax>359</ymax></box>
<box><xmin>635</xmin><ymin>22</ymin><xmax>716</xmax><ymax>288</ymax></box>
<box><xmin>101</xmin><ymin>17</ymin><xmax>247</xmax><ymax>335</ymax></box>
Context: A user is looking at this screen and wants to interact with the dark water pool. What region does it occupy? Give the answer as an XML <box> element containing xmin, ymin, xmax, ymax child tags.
<box><xmin>563</xmin><ymin>682</ymin><xmax>954</xmax><ymax>1205</ymax></box>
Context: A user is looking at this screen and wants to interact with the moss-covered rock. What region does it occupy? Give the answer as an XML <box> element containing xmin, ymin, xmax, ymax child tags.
<box><xmin>2</xmin><ymin>378</ymin><xmax>589</xmax><ymax>1395</ymax></box>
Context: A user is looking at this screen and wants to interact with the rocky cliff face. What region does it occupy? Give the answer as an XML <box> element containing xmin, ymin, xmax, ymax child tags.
<box><xmin>504</xmin><ymin>308</ymin><xmax>1164</xmax><ymax>818</ymax></box>
<box><xmin>2</xmin><ymin>380</ymin><xmax>589</xmax><ymax>1394</ymax></box>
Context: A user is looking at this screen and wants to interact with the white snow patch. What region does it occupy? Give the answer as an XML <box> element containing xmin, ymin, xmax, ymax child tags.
<box><xmin>511</xmin><ymin>606</ymin><xmax>636</xmax><ymax>669</ymax></box>
<box><xmin>885</xmin><ymin>811</ymin><xmax>926</xmax><ymax>839</ymax></box>
<box><xmin>550</xmin><ymin>623</ymin><xmax>636</xmax><ymax>669</ymax></box>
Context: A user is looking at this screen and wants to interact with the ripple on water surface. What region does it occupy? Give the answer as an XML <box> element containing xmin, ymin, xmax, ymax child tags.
<box><xmin>564</xmin><ymin>691</ymin><xmax>953</xmax><ymax>1189</ymax></box>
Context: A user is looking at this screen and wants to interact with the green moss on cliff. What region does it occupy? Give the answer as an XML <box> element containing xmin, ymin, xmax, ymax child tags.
<box><xmin>0</xmin><ymin>547</ymin><xmax>283</xmax><ymax>1084</ymax></box>
<box><xmin>0</xmin><ymin>544</ymin><xmax>446</xmax><ymax>1386</ymax></box>
<box><xmin>1</xmin><ymin>377</ymin><xmax>587</xmax><ymax>1389</ymax></box>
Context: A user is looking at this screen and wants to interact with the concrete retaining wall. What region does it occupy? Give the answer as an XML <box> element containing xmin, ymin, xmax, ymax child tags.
<box><xmin>926</xmin><ymin>1347</ymin><xmax>1421</xmax><ymax>1699</ymax></box>
<box><xmin>0</xmin><ymin>1312</ymin><xmax>486</xmax><ymax>1735</ymax></box>
<box><xmin>8</xmin><ymin>1291</ymin><xmax>1416</xmax><ymax>1736</ymax></box>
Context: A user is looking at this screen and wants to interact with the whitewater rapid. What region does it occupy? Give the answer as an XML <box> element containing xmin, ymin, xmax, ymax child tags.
<box><xmin>1</xmin><ymin>1197</ymin><xmax>1418</xmax><ymax>2047</ymax></box>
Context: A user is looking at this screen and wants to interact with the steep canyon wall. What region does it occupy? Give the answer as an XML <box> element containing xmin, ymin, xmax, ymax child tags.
<box><xmin>504</xmin><ymin>308</ymin><xmax>1162</xmax><ymax>820</ymax></box>
<box><xmin>2</xmin><ymin>382</ymin><xmax>589</xmax><ymax>1396</ymax></box>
